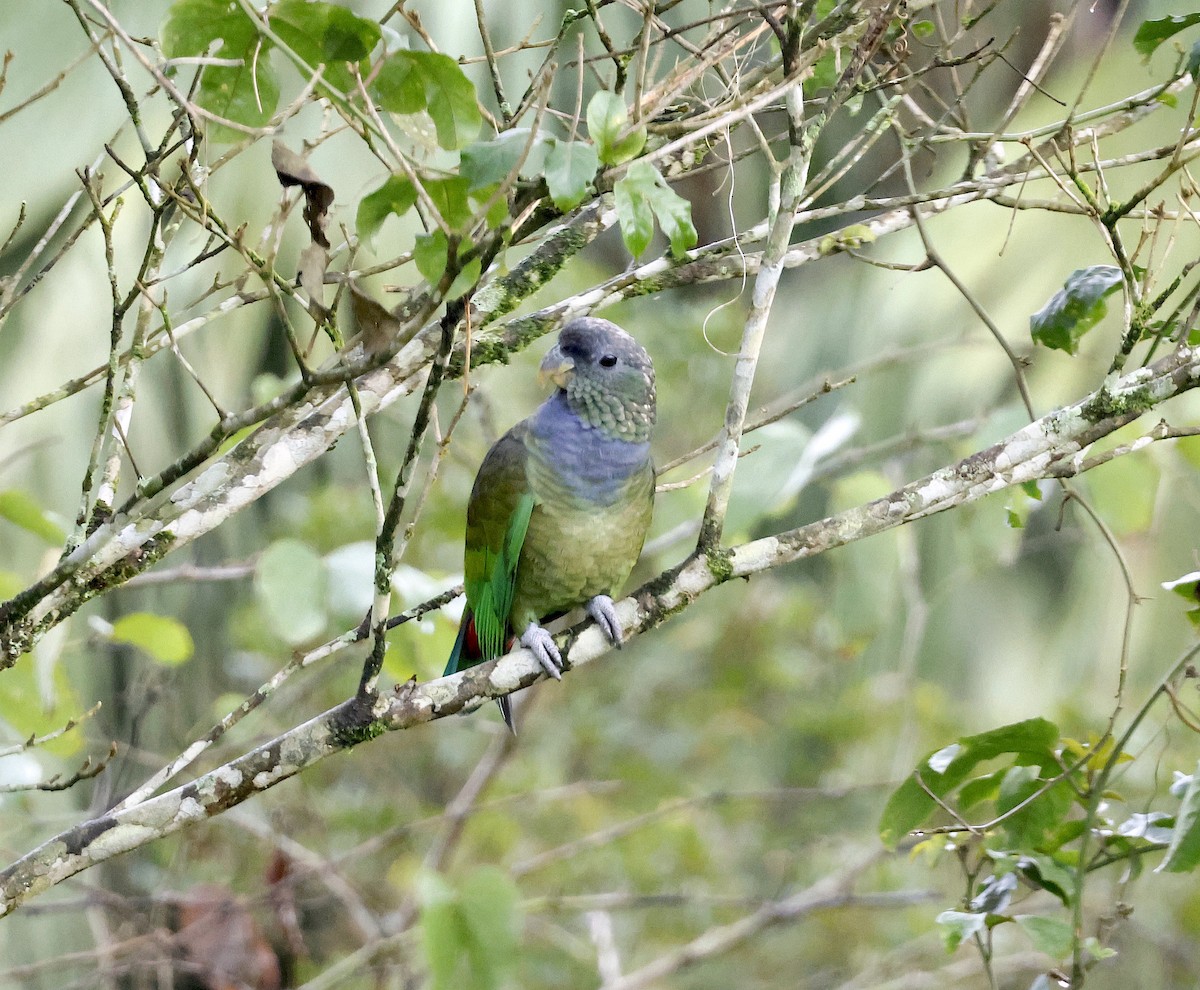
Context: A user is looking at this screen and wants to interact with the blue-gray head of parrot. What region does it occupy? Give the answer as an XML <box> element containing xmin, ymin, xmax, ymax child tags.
<box><xmin>537</xmin><ymin>317</ymin><xmax>656</xmax><ymax>442</ymax></box>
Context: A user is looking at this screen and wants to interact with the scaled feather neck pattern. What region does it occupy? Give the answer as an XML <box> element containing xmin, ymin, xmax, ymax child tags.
<box><xmin>563</xmin><ymin>374</ymin><xmax>656</xmax><ymax>444</ymax></box>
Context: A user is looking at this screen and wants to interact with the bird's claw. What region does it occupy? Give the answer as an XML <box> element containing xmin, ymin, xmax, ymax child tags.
<box><xmin>586</xmin><ymin>595</ymin><xmax>623</xmax><ymax>648</ymax></box>
<box><xmin>520</xmin><ymin>622</ymin><xmax>563</xmax><ymax>679</ymax></box>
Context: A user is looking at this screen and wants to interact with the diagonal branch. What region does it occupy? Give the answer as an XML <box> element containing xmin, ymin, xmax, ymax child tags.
<box><xmin>3</xmin><ymin>342</ymin><xmax>1198</xmax><ymax>917</ymax></box>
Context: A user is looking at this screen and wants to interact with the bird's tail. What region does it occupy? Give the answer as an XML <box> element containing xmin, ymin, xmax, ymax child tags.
<box><xmin>447</xmin><ymin>610</ymin><xmax>517</xmax><ymax>732</ymax></box>
<box><xmin>444</xmin><ymin>610</ymin><xmax>474</xmax><ymax>676</ymax></box>
<box><xmin>497</xmin><ymin>696</ymin><xmax>515</xmax><ymax>733</ymax></box>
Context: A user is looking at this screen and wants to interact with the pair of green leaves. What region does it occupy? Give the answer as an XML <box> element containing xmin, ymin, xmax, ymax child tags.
<box><xmin>937</xmin><ymin>906</ymin><xmax>1074</xmax><ymax>959</ymax></box>
<box><xmin>356</xmin><ymin>175</ymin><xmax>491</xmax><ymax>298</ymax></box>
<box><xmin>880</xmin><ymin>717</ymin><xmax>1068</xmax><ymax>849</ymax></box>
<box><xmin>460</xmin><ymin>128</ymin><xmax>601</xmax><ymax>214</ymax></box>
<box><xmin>162</xmin><ymin>0</ymin><xmax>481</xmax><ymax>148</ymax></box>
<box><xmin>589</xmin><ymin>91</ymin><xmax>697</xmax><ymax>258</ymax></box>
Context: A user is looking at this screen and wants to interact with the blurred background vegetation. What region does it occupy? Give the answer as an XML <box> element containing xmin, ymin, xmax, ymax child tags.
<box><xmin>3</xmin><ymin>0</ymin><xmax>1200</xmax><ymax>987</ymax></box>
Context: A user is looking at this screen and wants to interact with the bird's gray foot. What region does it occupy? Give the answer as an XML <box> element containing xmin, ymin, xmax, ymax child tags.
<box><xmin>586</xmin><ymin>594</ymin><xmax>623</xmax><ymax>648</ymax></box>
<box><xmin>520</xmin><ymin>622</ymin><xmax>563</xmax><ymax>679</ymax></box>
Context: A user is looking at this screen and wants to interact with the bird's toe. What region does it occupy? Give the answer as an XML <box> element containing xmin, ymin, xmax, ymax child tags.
<box><xmin>520</xmin><ymin>622</ymin><xmax>563</xmax><ymax>679</ymax></box>
<box><xmin>586</xmin><ymin>595</ymin><xmax>623</xmax><ymax>648</ymax></box>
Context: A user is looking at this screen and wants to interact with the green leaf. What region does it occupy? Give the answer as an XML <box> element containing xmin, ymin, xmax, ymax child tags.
<box><xmin>205</xmin><ymin>60</ymin><xmax>280</xmax><ymax>134</ymax></box>
<box><xmin>423</xmin><ymin>176</ymin><xmax>474</xmax><ymax>229</ymax></box>
<box><xmin>356</xmin><ymin>175</ymin><xmax>417</xmax><ymax>244</ymax></box>
<box><xmin>614</xmin><ymin>165</ymin><xmax>656</xmax><ymax>258</ymax></box>
<box><xmin>446</xmin><ymin>256</ymin><xmax>482</xmax><ymax>300</ymax></box>
<box><xmin>413</xmin><ymin>231</ymin><xmax>449</xmax><ymax>285</ymax></box>
<box><xmin>372</xmin><ymin>49</ymin><xmax>426</xmax><ymax>113</ymax></box>
<box><xmin>1016</xmin><ymin>853</ymin><xmax>1075</xmax><ymax>907</ymax></box>
<box><xmin>1044</xmin><ymin>818</ymin><xmax>1089</xmax><ymax>852</ymax></box>
<box><xmin>1030</xmin><ymin>265</ymin><xmax>1123</xmax><ymax>354</ymax></box>
<box><xmin>374</xmin><ymin>51</ymin><xmax>482</xmax><ymax>149</ymax></box>
<box><xmin>254</xmin><ymin>538</ymin><xmax>327</xmax><ymax>645</ymax></box>
<box><xmin>414</xmin><ymin>229</ymin><xmax>484</xmax><ymax>296</ymax></box>
<box><xmin>418</xmin><ymin>872</ymin><xmax>464</xmax><ymax>990</ymax></box>
<box><xmin>163</xmin><ymin>0</ymin><xmax>259</xmax><ymax>62</ymax></box>
<box><xmin>936</xmin><ymin>910</ymin><xmax>986</xmax><ymax>952</ymax></box>
<box><xmin>420</xmin><ymin>54</ymin><xmax>483</xmax><ymax>149</ymax></box>
<box><xmin>1082</xmin><ymin>936</ymin><xmax>1117</xmax><ymax>960</ymax></box>
<box><xmin>911</xmin><ymin>20</ymin><xmax>935</xmax><ymax>39</ymax></box>
<box><xmin>1162</xmin><ymin>570</ymin><xmax>1200</xmax><ymax>602</ymax></box>
<box><xmin>0</xmin><ymin>490</ymin><xmax>65</xmax><ymax>545</ymax></box>
<box><xmin>587</xmin><ymin>90</ymin><xmax>624</xmax><ymax>160</ymax></box>
<box><xmin>613</xmin><ymin>161</ymin><xmax>697</xmax><ymax>258</ymax></box>
<box><xmin>268</xmin><ymin>0</ymin><xmax>381</xmax><ymax>93</ymax></box>
<box><xmin>1017</xmin><ymin>914</ymin><xmax>1075</xmax><ymax>958</ymax></box>
<box><xmin>417</xmin><ymin>869</ymin><xmax>520</xmax><ymax>990</ymax></box>
<box><xmin>458</xmin><ymin>867</ymin><xmax>520</xmax><ymax>987</ymax></box>
<box><xmin>586</xmin><ymin>90</ymin><xmax>646</xmax><ymax>165</ymax></box>
<box><xmin>880</xmin><ymin>718</ymin><xmax>1059</xmax><ymax>846</ymax></box>
<box><xmin>110</xmin><ymin>612</ymin><xmax>195</xmax><ymax>666</ymax></box>
<box><xmin>545</xmin><ymin>139</ymin><xmax>599</xmax><ymax>211</ymax></box>
<box><xmin>1158</xmin><ymin>759</ymin><xmax>1200</xmax><ymax>872</ymax></box>
<box><xmin>162</xmin><ymin>0</ymin><xmax>279</xmax><ymax>134</ymax></box>
<box><xmin>1133</xmin><ymin>14</ymin><xmax>1200</xmax><ymax>59</ymax></box>
<box><xmin>0</xmin><ymin>633</ymin><xmax>84</xmax><ymax>753</ymax></box>
<box><xmin>648</xmin><ymin>178</ymin><xmax>698</xmax><ymax>256</ymax></box>
<box><xmin>804</xmin><ymin>48</ymin><xmax>840</xmax><ymax>96</ymax></box>
<box><xmin>461</xmin><ymin>129</ymin><xmax>538</xmax><ymax>191</ymax></box>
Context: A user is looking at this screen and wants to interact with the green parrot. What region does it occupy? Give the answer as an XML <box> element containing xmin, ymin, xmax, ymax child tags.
<box><xmin>445</xmin><ymin>317</ymin><xmax>656</xmax><ymax>729</ymax></box>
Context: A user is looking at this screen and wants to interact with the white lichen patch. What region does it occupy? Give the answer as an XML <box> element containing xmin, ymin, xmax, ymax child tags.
<box><xmin>994</xmin><ymin>433</ymin><xmax>1052</xmax><ymax>472</ymax></box>
<box><xmin>490</xmin><ymin>655</ymin><xmax>533</xmax><ymax>693</ymax></box>
<box><xmin>259</xmin><ymin>441</ymin><xmax>300</xmax><ymax>484</ymax></box>
<box><xmin>171</xmin><ymin>462</ymin><xmax>231</xmax><ymax>503</ymax></box>
<box><xmin>171</xmin><ymin>508</ymin><xmax>206</xmax><ymax>541</ymax></box>
<box><xmin>425</xmin><ymin>674</ymin><xmax>471</xmax><ymax>707</ymax></box>
<box><xmin>86</xmin><ymin>823</ymin><xmax>158</xmax><ymax>859</ymax></box>
<box><xmin>212</xmin><ymin>765</ymin><xmax>243</xmax><ymax>791</ymax></box>
<box><xmin>178</xmin><ymin>797</ymin><xmax>206</xmax><ymax>821</ymax></box>
<box><xmin>252</xmin><ymin>760</ymin><xmax>300</xmax><ymax>790</ymax></box>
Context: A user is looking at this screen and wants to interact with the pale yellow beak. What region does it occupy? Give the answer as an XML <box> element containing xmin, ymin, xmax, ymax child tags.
<box><xmin>537</xmin><ymin>345</ymin><xmax>574</xmax><ymax>390</ymax></box>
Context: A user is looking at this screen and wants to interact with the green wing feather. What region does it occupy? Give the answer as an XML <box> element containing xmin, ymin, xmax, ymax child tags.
<box><xmin>468</xmin><ymin>492</ymin><xmax>534</xmax><ymax>659</ymax></box>
<box><xmin>444</xmin><ymin>427</ymin><xmax>536</xmax><ymax>677</ymax></box>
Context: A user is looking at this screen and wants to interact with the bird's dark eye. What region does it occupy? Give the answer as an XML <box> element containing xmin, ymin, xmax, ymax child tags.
<box><xmin>599</xmin><ymin>354</ymin><xmax>618</xmax><ymax>368</ymax></box>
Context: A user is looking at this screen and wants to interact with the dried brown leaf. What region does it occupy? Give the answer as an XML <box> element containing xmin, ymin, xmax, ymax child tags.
<box><xmin>272</xmin><ymin>139</ymin><xmax>334</xmax><ymax>248</ymax></box>
<box><xmin>347</xmin><ymin>281</ymin><xmax>419</xmax><ymax>356</ymax></box>
<box><xmin>298</xmin><ymin>242</ymin><xmax>329</xmax><ymax>321</ymax></box>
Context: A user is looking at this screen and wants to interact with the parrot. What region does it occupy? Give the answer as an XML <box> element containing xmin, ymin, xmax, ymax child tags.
<box><xmin>444</xmin><ymin>316</ymin><xmax>656</xmax><ymax>729</ymax></box>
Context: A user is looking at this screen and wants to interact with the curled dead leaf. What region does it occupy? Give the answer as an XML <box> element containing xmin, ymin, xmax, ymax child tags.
<box><xmin>347</xmin><ymin>281</ymin><xmax>419</xmax><ymax>357</ymax></box>
<box><xmin>298</xmin><ymin>243</ymin><xmax>330</xmax><ymax>322</ymax></box>
<box><xmin>272</xmin><ymin>140</ymin><xmax>334</xmax><ymax>249</ymax></box>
